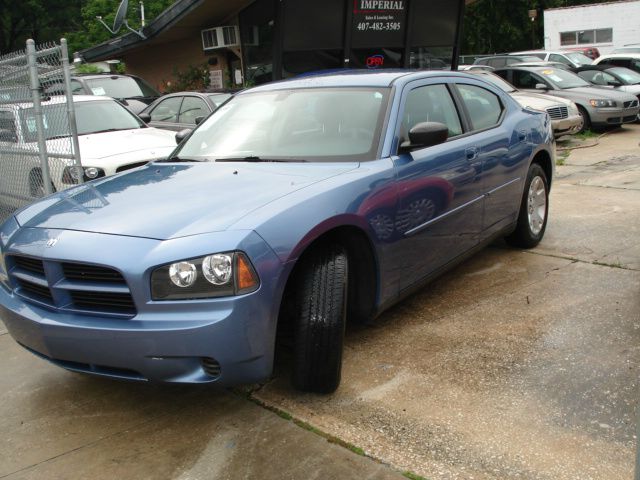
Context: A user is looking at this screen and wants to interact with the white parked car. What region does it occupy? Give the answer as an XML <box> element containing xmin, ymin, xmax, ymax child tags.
<box><xmin>468</xmin><ymin>71</ymin><xmax>583</xmax><ymax>137</ymax></box>
<box><xmin>0</xmin><ymin>96</ymin><xmax>176</xmax><ymax>207</ymax></box>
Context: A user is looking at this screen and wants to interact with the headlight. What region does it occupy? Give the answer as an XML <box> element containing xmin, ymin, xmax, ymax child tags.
<box><xmin>151</xmin><ymin>251</ymin><xmax>259</xmax><ymax>300</ymax></box>
<box><xmin>589</xmin><ymin>99</ymin><xmax>617</xmax><ymax>108</ymax></box>
<box><xmin>62</xmin><ymin>166</ymin><xmax>106</xmax><ymax>184</ymax></box>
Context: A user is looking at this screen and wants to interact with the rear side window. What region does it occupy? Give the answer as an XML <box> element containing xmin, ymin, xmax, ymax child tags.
<box><xmin>488</xmin><ymin>58</ymin><xmax>507</xmax><ymax>68</ymax></box>
<box><xmin>549</xmin><ymin>54</ymin><xmax>572</xmax><ymax>66</ymax></box>
<box><xmin>457</xmin><ymin>84</ymin><xmax>503</xmax><ymax>131</ymax></box>
<box><xmin>401</xmin><ymin>84</ymin><xmax>463</xmax><ymax>141</ymax></box>
<box><xmin>0</xmin><ymin>111</ymin><xmax>17</xmax><ymax>142</ymax></box>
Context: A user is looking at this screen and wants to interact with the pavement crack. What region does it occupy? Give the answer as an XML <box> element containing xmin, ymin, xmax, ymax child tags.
<box><xmin>522</xmin><ymin>250</ymin><xmax>639</xmax><ymax>271</ymax></box>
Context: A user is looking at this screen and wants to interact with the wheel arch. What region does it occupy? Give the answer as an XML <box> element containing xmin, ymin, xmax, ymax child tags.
<box><xmin>530</xmin><ymin>148</ymin><xmax>553</xmax><ymax>187</ymax></box>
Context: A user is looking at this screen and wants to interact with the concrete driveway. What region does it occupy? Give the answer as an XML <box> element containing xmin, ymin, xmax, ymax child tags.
<box><xmin>1</xmin><ymin>125</ymin><xmax>638</xmax><ymax>480</ymax></box>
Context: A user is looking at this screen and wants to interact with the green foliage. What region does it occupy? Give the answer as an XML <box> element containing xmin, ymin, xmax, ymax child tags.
<box><xmin>74</xmin><ymin>63</ymin><xmax>104</xmax><ymax>74</ymax></box>
<box><xmin>463</xmin><ymin>0</ymin><xmax>625</xmax><ymax>55</ymax></box>
<box><xmin>65</xmin><ymin>0</ymin><xmax>174</xmax><ymax>55</ymax></box>
<box><xmin>163</xmin><ymin>63</ymin><xmax>211</xmax><ymax>93</ymax></box>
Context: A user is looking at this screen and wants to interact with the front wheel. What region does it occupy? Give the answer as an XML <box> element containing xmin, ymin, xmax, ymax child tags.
<box><xmin>505</xmin><ymin>163</ymin><xmax>549</xmax><ymax>249</ymax></box>
<box><xmin>577</xmin><ymin>105</ymin><xmax>591</xmax><ymax>134</ymax></box>
<box><xmin>292</xmin><ymin>245</ymin><xmax>348</xmax><ymax>394</ymax></box>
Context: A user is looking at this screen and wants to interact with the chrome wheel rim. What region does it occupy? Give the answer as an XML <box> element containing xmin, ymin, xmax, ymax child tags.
<box><xmin>527</xmin><ymin>176</ymin><xmax>546</xmax><ymax>236</ymax></box>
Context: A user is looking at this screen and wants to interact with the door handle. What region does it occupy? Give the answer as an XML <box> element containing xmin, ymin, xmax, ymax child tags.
<box><xmin>465</xmin><ymin>147</ymin><xmax>479</xmax><ymax>160</ymax></box>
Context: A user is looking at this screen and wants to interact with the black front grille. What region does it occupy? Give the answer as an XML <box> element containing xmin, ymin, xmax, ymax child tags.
<box><xmin>69</xmin><ymin>290</ymin><xmax>136</xmax><ymax>314</ymax></box>
<box><xmin>62</xmin><ymin>263</ymin><xmax>125</xmax><ymax>283</ymax></box>
<box><xmin>16</xmin><ymin>278</ymin><xmax>53</xmax><ymax>303</ymax></box>
<box><xmin>546</xmin><ymin>106</ymin><xmax>568</xmax><ymax>120</ymax></box>
<box><xmin>116</xmin><ymin>161</ymin><xmax>148</xmax><ymax>173</ymax></box>
<box><xmin>7</xmin><ymin>256</ymin><xmax>136</xmax><ymax>317</ymax></box>
<box><xmin>13</xmin><ymin>256</ymin><xmax>45</xmax><ymax>275</ymax></box>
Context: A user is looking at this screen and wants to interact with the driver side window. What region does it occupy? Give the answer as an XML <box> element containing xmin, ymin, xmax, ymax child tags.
<box><xmin>401</xmin><ymin>84</ymin><xmax>462</xmax><ymax>142</ymax></box>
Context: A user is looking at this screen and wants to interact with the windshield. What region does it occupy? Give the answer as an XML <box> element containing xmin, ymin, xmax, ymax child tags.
<box><xmin>537</xmin><ymin>68</ymin><xmax>591</xmax><ymax>89</ymax></box>
<box><xmin>20</xmin><ymin>99</ymin><xmax>144</xmax><ymax>142</ymax></box>
<box><xmin>85</xmin><ymin>76</ymin><xmax>159</xmax><ymax>98</ymax></box>
<box><xmin>565</xmin><ymin>52</ymin><xmax>593</xmax><ymax>66</ymax></box>
<box><xmin>175</xmin><ymin>87</ymin><xmax>390</xmax><ymax>162</ymax></box>
<box><xmin>608</xmin><ymin>67</ymin><xmax>640</xmax><ymax>84</ymax></box>
<box><xmin>612</xmin><ymin>47</ymin><xmax>640</xmax><ymax>54</ymax></box>
<box><xmin>475</xmin><ymin>73</ymin><xmax>516</xmax><ymax>92</ymax></box>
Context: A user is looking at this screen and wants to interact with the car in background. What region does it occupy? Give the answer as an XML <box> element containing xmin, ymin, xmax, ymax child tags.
<box><xmin>473</xmin><ymin>55</ymin><xmax>542</xmax><ymax>69</ymax></box>
<box><xmin>563</xmin><ymin>46</ymin><xmax>600</xmax><ymax>60</ymax></box>
<box><xmin>494</xmin><ymin>66</ymin><xmax>640</xmax><ymax>131</ymax></box>
<box><xmin>511</xmin><ymin>61</ymin><xmax>572</xmax><ymax>71</ymax></box>
<box><xmin>510</xmin><ymin>50</ymin><xmax>593</xmax><ymax>70</ymax></box>
<box><xmin>0</xmin><ymin>96</ymin><xmax>176</xmax><ymax>207</ymax></box>
<box><xmin>44</xmin><ymin>73</ymin><xmax>161</xmax><ymax>114</ymax></box>
<box><xmin>139</xmin><ymin>91</ymin><xmax>234</xmax><ymax>131</ymax></box>
<box><xmin>0</xmin><ymin>70</ymin><xmax>556</xmax><ymax>394</ymax></box>
<box><xmin>468</xmin><ymin>70</ymin><xmax>582</xmax><ymax>137</ymax></box>
<box><xmin>612</xmin><ymin>46</ymin><xmax>640</xmax><ymax>54</ymax></box>
<box><xmin>458</xmin><ymin>65</ymin><xmax>494</xmax><ymax>71</ymax></box>
<box><xmin>576</xmin><ymin>65</ymin><xmax>640</xmax><ymax>121</ymax></box>
<box><xmin>594</xmin><ymin>53</ymin><xmax>640</xmax><ymax>74</ymax></box>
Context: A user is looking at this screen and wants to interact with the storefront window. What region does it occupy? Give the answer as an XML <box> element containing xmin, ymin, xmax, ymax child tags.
<box><xmin>350</xmin><ymin>48</ymin><xmax>404</xmax><ymax>69</ymax></box>
<box><xmin>239</xmin><ymin>0</ymin><xmax>275</xmax><ymax>85</ymax></box>
<box><xmin>283</xmin><ymin>50</ymin><xmax>343</xmax><ymax>78</ymax></box>
<box><xmin>409</xmin><ymin>46</ymin><xmax>453</xmax><ymax>70</ymax></box>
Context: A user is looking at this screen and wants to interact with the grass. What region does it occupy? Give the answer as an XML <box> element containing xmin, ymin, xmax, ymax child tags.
<box><xmin>574</xmin><ymin>129</ymin><xmax>598</xmax><ymax>140</ymax></box>
<box><xmin>556</xmin><ymin>150</ymin><xmax>569</xmax><ymax>166</ymax></box>
<box><xmin>403</xmin><ymin>471</ymin><xmax>429</xmax><ymax>480</ymax></box>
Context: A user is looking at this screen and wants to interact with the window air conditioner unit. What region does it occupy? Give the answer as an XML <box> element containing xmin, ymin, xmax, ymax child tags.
<box><xmin>201</xmin><ymin>26</ymin><xmax>240</xmax><ymax>50</ymax></box>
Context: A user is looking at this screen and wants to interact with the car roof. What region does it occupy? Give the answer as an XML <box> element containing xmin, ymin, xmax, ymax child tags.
<box><xmin>242</xmin><ymin>70</ymin><xmax>479</xmax><ymax>92</ymax></box>
<box><xmin>3</xmin><ymin>95</ymin><xmax>115</xmax><ymax>110</ymax></box>
<box><xmin>575</xmin><ymin>64</ymin><xmax>618</xmax><ymax>72</ymax></box>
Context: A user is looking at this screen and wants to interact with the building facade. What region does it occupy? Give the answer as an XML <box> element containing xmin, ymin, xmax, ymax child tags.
<box><xmin>80</xmin><ymin>0</ymin><xmax>470</xmax><ymax>92</ymax></box>
<box><xmin>544</xmin><ymin>0</ymin><xmax>640</xmax><ymax>56</ymax></box>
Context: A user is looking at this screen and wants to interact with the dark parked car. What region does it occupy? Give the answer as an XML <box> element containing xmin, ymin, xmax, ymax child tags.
<box><xmin>495</xmin><ymin>66</ymin><xmax>639</xmax><ymax>131</ymax></box>
<box><xmin>0</xmin><ymin>70</ymin><xmax>555</xmax><ymax>393</ymax></box>
<box><xmin>139</xmin><ymin>91</ymin><xmax>234</xmax><ymax>131</ymax></box>
<box><xmin>44</xmin><ymin>73</ymin><xmax>160</xmax><ymax>114</ymax></box>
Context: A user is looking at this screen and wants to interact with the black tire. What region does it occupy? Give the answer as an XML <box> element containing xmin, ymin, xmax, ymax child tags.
<box><xmin>576</xmin><ymin>105</ymin><xmax>591</xmax><ymax>133</ymax></box>
<box><xmin>505</xmin><ymin>163</ymin><xmax>549</xmax><ymax>249</ymax></box>
<box><xmin>292</xmin><ymin>244</ymin><xmax>348</xmax><ymax>394</ymax></box>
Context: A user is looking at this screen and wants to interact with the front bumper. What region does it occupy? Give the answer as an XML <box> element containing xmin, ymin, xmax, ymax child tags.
<box><xmin>552</xmin><ymin>114</ymin><xmax>583</xmax><ymax>137</ymax></box>
<box><xmin>589</xmin><ymin>105</ymin><xmax>640</xmax><ymax>126</ymax></box>
<box><xmin>0</xmin><ymin>226</ymin><xmax>284</xmax><ymax>385</ymax></box>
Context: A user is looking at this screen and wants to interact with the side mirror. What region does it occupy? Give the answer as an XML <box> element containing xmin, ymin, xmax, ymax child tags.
<box><xmin>175</xmin><ymin>128</ymin><xmax>192</xmax><ymax>145</ymax></box>
<box><xmin>401</xmin><ymin>122</ymin><xmax>449</xmax><ymax>151</ymax></box>
<box><xmin>138</xmin><ymin>112</ymin><xmax>151</xmax><ymax>123</ymax></box>
<box><xmin>535</xmin><ymin>83</ymin><xmax>549</xmax><ymax>90</ymax></box>
<box><xmin>194</xmin><ymin>116</ymin><xmax>205</xmax><ymax>125</ymax></box>
<box><xmin>607</xmin><ymin>80</ymin><xmax>622</xmax><ymax>87</ymax></box>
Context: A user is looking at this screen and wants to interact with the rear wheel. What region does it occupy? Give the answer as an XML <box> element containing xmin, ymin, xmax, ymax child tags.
<box><xmin>292</xmin><ymin>245</ymin><xmax>348</xmax><ymax>394</ymax></box>
<box><xmin>506</xmin><ymin>163</ymin><xmax>549</xmax><ymax>248</ymax></box>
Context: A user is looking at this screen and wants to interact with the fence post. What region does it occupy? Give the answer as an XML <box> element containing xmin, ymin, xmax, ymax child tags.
<box><xmin>60</xmin><ymin>38</ymin><xmax>83</xmax><ymax>184</ymax></box>
<box><xmin>26</xmin><ymin>39</ymin><xmax>53</xmax><ymax>195</ymax></box>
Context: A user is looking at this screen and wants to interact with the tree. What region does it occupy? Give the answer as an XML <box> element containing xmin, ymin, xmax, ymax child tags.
<box><xmin>65</xmin><ymin>0</ymin><xmax>174</xmax><ymax>56</ymax></box>
<box><xmin>0</xmin><ymin>0</ymin><xmax>82</xmax><ymax>54</ymax></box>
<box><xmin>462</xmin><ymin>0</ymin><xmax>624</xmax><ymax>55</ymax></box>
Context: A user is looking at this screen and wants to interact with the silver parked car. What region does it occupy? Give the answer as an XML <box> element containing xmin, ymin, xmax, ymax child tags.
<box><xmin>468</xmin><ymin>71</ymin><xmax>582</xmax><ymax>137</ymax></box>
<box><xmin>494</xmin><ymin>66</ymin><xmax>639</xmax><ymax>131</ymax></box>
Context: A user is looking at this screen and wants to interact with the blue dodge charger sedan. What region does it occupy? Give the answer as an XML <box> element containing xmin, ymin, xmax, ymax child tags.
<box><xmin>0</xmin><ymin>71</ymin><xmax>554</xmax><ymax>393</ymax></box>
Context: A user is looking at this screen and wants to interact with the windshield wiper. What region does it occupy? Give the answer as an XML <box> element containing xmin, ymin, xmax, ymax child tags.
<box><xmin>162</xmin><ymin>155</ymin><xmax>206</xmax><ymax>163</ymax></box>
<box><xmin>46</xmin><ymin>134</ymin><xmax>71</xmax><ymax>140</ymax></box>
<box><xmin>215</xmin><ymin>156</ymin><xmax>307</xmax><ymax>163</ymax></box>
<box><xmin>89</xmin><ymin>128</ymin><xmax>132</xmax><ymax>134</ymax></box>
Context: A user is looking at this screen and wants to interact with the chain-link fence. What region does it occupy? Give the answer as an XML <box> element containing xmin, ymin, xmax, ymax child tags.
<box><xmin>0</xmin><ymin>39</ymin><xmax>82</xmax><ymax>223</ymax></box>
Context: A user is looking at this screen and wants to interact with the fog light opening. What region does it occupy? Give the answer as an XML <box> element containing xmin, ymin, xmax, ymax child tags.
<box><xmin>201</xmin><ymin>357</ymin><xmax>221</xmax><ymax>378</ymax></box>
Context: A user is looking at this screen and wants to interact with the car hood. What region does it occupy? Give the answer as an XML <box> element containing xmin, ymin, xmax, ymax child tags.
<box><xmin>560</xmin><ymin>86</ymin><xmax>637</xmax><ymax>101</ymax></box>
<box><xmin>511</xmin><ymin>91</ymin><xmax>574</xmax><ymax>109</ymax></box>
<box><xmin>15</xmin><ymin>162</ymin><xmax>358</xmax><ymax>240</ymax></box>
